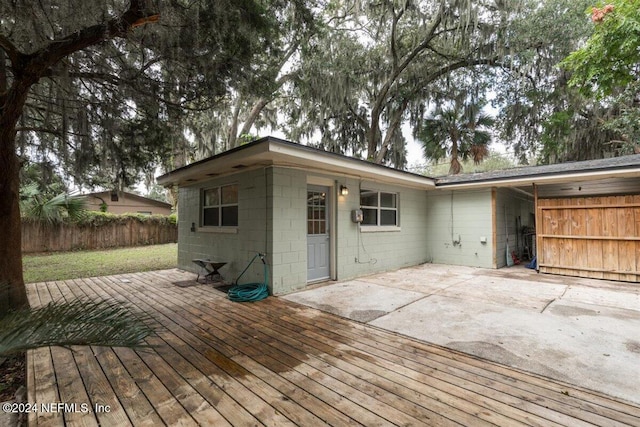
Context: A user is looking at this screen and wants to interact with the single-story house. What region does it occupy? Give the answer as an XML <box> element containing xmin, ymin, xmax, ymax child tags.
<box><xmin>156</xmin><ymin>136</ymin><xmax>640</xmax><ymax>294</ymax></box>
<box><xmin>83</xmin><ymin>190</ymin><xmax>172</xmax><ymax>216</ymax></box>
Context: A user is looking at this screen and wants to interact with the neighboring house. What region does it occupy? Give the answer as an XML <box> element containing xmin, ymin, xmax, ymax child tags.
<box><xmin>156</xmin><ymin>137</ymin><xmax>640</xmax><ymax>295</ymax></box>
<box><xmin>84</xmin><ymin>191</ymin><xmax>172</xmax><ymax>216</ymax></box>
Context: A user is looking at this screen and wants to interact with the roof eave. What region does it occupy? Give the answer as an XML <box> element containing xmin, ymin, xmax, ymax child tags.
<box><xmin>267</xmin><ymin>141</ymin><xmax>435</xmax><ymax>189</ymax></box>
<box><xmin>156</xmin><ymin>138</ymin><xmax>436</xmax><ymax>190</ymax></box>
<box><xmin>434</xmin><ymin>167</ymin><xmax>640</xmax><ymax>189</ymax></box>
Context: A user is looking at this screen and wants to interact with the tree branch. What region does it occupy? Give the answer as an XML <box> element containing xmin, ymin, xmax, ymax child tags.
<box><xmin>346</xmin><ymin>101</ymin><xmax>370</xmax><ymax>131</ymax></box>
<box><xmin>390</xmin><ymin>4</ymin><xmax>406</xmax><ymax>71</ymax></box>
<box><xmin>235</xmin><ymin>49</ymin><xmax>300</xmax><ymax>142</ymax></box>
<box><xmin>15</xmin><ymin>126</ymin><xmax>63</xmax><ymax>137</ymax></box>
<box><xmin>424</xmin><ymin>57</ymin><xmax>501</xmax><ymax>87</ymax></box>
<box><xmin>65</xmin><ymin>72</ymin><xmax>122</xmax><ymax>86</ymax></box>
<box><xmin>0</xmin><ymin>48</ymin><xmax>7</xmax><ymax>96</ymax></box>
<box><xmin>0</xmin><ymin>34</ymin><xmax>20</xmax><ymax>67</ymax></box>
<box><xmin>24</xmin><ymin>0</ymin><xmax>159</xmax><ymax>79</ymax></box>
<box><xmin>368</xmin><ymin>1</ymin><xmax>445</xmax><ymax>159</ymax></box>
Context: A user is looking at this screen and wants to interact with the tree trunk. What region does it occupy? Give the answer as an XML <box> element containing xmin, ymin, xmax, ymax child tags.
<box><xmin>0</xmin><ymin>84</ymin><xmax>31</xmax><ymax>314</ymax></box>
<box><xmin>367</xmin><ymin>104</ymin><xmax>383</xmax><ymax>161</ymax></box>
<box><xmin>449</xmin><ymin>139</ymin><xmax>461</xmax><ymax>175</ymax></box>
<box><xmin>374</xmin><ymin>99</ymin><xmax>409</xmax><ymax>164</ymax></box>
<box><xmin>0</xmin><ymin>0</ymin><xmax>159</xmax><ymax>316</ymax></box>
<box><xmin>238</xmin><ymin>97</ymin><xmax>269</xmax><ymax>142</ymax></box>
<box><xmin>227</xmin><ymin>97</ymin><xmax>242</xmax><ymax>149</ymax></box>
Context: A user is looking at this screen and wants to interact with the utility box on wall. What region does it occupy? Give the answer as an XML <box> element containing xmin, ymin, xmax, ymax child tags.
<box><xmin>351</xmin><ymin>209</ymin><xmax>363</xmax><ymax>223</ymax></box>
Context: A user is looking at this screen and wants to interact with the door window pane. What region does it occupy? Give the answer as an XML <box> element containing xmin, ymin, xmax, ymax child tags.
<box><xmin>308</xmin><ymin>190</ymin><xmax>328</xmax><ymax>235</ymax></box>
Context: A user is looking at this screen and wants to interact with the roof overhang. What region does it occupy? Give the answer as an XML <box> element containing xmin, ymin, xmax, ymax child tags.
<box><xmin>157</xmin><ymin>137</ymin><xmax>436</xmax><ymax>190</ymax></box>
<box><xmin>434</xmin><ymin>167</ymin><xmax>640</xmax><ymax>190</ymax></box>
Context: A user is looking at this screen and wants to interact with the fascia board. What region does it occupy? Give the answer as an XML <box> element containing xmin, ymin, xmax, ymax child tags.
<box><xmin>434</xmin><ymin>168</ymin><xmax>640</xmax><ymax>190</ymax></box>
<box><xmin>267</xmin><ymin>141</ymin><xmax>436</xmax><ymax>189</ymax></box>
<box><xmin>156</xmin><ymin>143</ymin><xmax>271</xmax><ymax>186</ymax></box>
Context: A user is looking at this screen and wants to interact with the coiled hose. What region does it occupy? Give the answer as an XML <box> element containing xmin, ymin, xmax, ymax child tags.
<box><xmin>228</xmin><ymin>253</ymin><xmax>269</xmax><ymax>302</ymax></box>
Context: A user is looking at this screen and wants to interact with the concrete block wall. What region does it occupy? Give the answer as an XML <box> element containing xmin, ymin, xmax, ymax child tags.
<box><xmin>175</xmin><ymin>165</ymin><xmax>534</xmax><ymax>296</ymax></box>
<box><xmin>268</xmin><ymin>167</ymin><xmax>308</xmax><ymax>294</ymax></box>
<box><xmin>177</xmin><ymin>168</ymin><xmax>269</xmax><ymax>285</ymax></box>
<box><xmin>424</xmin><ymin>189</ymin><xmax>494</xmax><ymax>268</ymax></box>
<box><xmin>337</xmin><ymin>178</ymin><xmax>431</xmax><ymax>281</ymax></box>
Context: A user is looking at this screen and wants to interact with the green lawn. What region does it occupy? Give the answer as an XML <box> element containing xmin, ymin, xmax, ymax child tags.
<box><xmin>23</xmin><ymin>243</ymin><xmax>178</xmax><ymax>283</ymax></box>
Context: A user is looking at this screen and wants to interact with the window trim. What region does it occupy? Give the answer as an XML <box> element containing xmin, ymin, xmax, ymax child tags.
<box><xmin>359</xmin><ymin>189</ymin><xmax>400</xmax><ymax>229</ymax></box>
<box><xmin>201</xmin><ymin>183</ymin><xmax>239</xmax><ymax>229</ymax></box>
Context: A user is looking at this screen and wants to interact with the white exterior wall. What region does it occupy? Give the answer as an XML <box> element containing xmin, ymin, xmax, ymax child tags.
<box><xmin>424</xmin><ymin>189</ymin><xmax>494</xmax><ymax>268</ymax></box>
<box><xmin>177</xmin><ymin>168</ymin><xmax>270</xmax><ymax>287</ymax></box>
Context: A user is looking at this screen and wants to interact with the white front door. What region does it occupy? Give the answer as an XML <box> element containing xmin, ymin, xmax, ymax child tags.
<box><xmin>307</xmin><ymin>186</ymin><xmax>330</xmax><ymax>282</ymax></box>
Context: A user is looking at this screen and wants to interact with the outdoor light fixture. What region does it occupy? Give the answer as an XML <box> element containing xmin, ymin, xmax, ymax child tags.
<box><xmin>191</xmin><ymin>222</ymin><xmax>196</xmax><ymax>232</ymax></box>
<box><xmin>340</xmin><ymin>185</ymin><xmax>349</xmax><ymax>196</ymax></box>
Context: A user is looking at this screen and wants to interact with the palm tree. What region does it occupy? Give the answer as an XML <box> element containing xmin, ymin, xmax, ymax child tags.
<box><xmin>2</xmin><ymin>189</ymin><xmax>155</xmax><ymax>356</ymax></box>
<box><xmin>0</xmin><ymin>298</ymin><xmax>155</xmax><ymax>356</ymax></box>
<box><xmin>20</xmin><ymin>187</ymin><xmax>87</xmax><ymax>223</ymax></box>
<box><xmin>417</xmin><ymin>100</ymin><xmax>494</xmax><ymax>175</ymax></box>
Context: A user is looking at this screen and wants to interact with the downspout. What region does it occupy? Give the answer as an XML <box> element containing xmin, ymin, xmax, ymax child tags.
<box><xmin>265</xmin><ymin>167</ymin><xmax>268</xmax><ymax>256</ymax></box>
<box><xmin>264</xmin><ymin>166</ymin><xmax>270</xmax><ymax>292</ymax></box>
<box><xmin>533</xmin><ymin>183</ymin><xmax>540</xmax><ymax>272</ymax></box>
<box><xmin>491</xmin><ymin>188</ymin><xmax>497</xmax><ymax>268</ymax></box>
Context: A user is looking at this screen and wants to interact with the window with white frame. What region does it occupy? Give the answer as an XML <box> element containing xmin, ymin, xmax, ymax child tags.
<box><xmin>202</xmin><ymin>184</ymin><xmax>238</xmax><ymax>227</ymax></box>
<box><xmin>360</xmin><ymin>189</ymin><xmax>398</xmax><ymax>226</ymax></box>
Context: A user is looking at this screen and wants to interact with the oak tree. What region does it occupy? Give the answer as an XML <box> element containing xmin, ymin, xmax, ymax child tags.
<box><xmin>0</xmin><ymin>0</ymin><xmax>274</xmax><ymax>313</ymax></box>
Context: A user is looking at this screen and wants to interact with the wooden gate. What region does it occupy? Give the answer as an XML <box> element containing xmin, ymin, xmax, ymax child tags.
<box><xmin>536</xmin><ymin>195</ymin><xmax>640</xmax><ymax>282</ymax></box>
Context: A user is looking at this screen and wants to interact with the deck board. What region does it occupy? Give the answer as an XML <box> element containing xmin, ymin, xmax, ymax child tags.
<box><xmin>26</xmin><ymin>269</ymin><xmax>640</xmax><ymax>426</ymax></box>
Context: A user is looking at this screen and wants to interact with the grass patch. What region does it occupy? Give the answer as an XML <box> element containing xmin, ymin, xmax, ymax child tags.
<box><xmin>23</xmin><ymin>243</ymin><xmax>177</xmax><ymax>283</ymax></box>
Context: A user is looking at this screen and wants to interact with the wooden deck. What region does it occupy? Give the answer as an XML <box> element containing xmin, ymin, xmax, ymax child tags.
<box><xmin>26</xmin><ymin>269</ymin><xmax>640</xmax><ymax>426</ymax></box>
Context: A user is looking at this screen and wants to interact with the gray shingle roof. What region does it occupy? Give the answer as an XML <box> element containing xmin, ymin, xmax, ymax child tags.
<box><xmin>435</xmin><ymin>154</ymin><xmax>640</xmax><ymax>185</ymax></box>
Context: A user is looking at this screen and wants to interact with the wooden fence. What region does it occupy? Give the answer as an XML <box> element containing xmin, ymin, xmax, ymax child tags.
<box><xmin>22</xmin><ymin>219</ymin><xmax>178</xmax><ymax>253</ymax></box>
<box><xmin>537</xmin><ymin>195</ymin><xmax>640</xmax><ymax>282</ymax></box>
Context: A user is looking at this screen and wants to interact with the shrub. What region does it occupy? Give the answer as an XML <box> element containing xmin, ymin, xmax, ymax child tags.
<box><xmin>22</xmin><ymin>211</ymin><xmax>177</xmax><ymax>227</ymax></box>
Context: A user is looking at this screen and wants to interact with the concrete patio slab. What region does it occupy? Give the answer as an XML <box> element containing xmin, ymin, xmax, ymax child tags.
<box><xmin>283</xmin><ymin>264</ymin><xmax>640</xmax><ymax>405</ymax></box>
<box><xmin>285</xmin><ymin>280</ymin><xmax>425</xmax><ymax>322</ymax></box>
<box><xmin>435</xmin><ymin>276</ymin><xmax>567</xmax><ymax>311</ymax></box>
<box><xmin>561</xmin><ymin>286</ymin><xmax>640</xmax><ymax>312</ymax></box>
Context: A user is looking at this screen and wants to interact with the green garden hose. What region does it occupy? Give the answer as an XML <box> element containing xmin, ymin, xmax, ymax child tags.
<box><xmin>228</xmin><ymin>253</ymin><xmax>269</xmax><ymax>302</ymax></box>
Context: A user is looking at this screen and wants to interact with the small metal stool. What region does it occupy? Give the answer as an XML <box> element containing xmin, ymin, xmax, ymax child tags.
<box><xmin>192</xmin><ymin>259</ymin><xmax>227</xmax><ymax>283</ymax></box>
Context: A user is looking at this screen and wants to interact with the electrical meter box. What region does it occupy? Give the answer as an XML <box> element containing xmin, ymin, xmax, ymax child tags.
<box><xmin>351</xmin><ymin>209</ymin><xmax>363</xmax><ymax>223</ymax></box>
